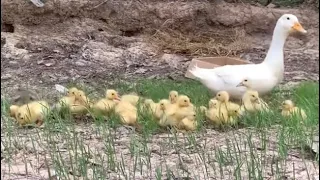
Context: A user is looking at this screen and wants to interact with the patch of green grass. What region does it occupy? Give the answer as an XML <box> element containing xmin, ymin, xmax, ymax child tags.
<box><xmin>1</xmin><ymin>80</ymin><xmax>319</xmax><ymax>179</ymax></box>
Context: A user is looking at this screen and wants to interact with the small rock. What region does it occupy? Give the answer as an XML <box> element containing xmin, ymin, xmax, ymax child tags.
<box><xmin>37</xmin><ymin>60</ymin><xmax>44</xmax><ymax>65</ymax></box>
<box><xmin>44</xmin><ymin>62</ymin><xmax>55</xmax><ymax>67</ymax></box>
<box><xmin>9</xmin><ymin>61</ymin><xmax>18</xmax><ymax>65</ymax></box>
<box><xmin>134</xmin><ymin>68</ymin><xmax>148</xmax><ymax>74</ymax></box>
<box><xmin>75</xmin><ymin>60</ymin><xmax>87</xmax><ymax>67</ymax></box>
<box><xmin>1</xmin><ymin>74</ymin><xmax>12</xmax><ymax>80</ymax></box>
<box><xmin>266</xmin><ymin>3</ymin><xmax>276</xmax><ymax>8</ymax></box>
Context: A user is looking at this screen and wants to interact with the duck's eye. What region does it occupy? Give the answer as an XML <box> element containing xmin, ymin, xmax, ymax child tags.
<box><xmin>111</xmin><ymin>93</ymin><xmax>114</xmax><ymax>95</ymax></box>
<box><xmin>218</xmin><ymin>94</ymin><xmax>221</xmax><ymax>96</ymax></box>
<box><xmin>287</xmin><ymin>17</ymin><xmax>290</xmax><ymax>20</ymax></box>
<box><xmin>72</xmin><ymin>92</ymin><xmax>75</xmax><ymax>94</ymax></box>
<box><xmin>184</xmin><ymin>100</ymin><xmax>187</xmax><ymax>102</ymax></box>
<box><xmin>244</xmin><ymin>79</ymin><xmax>248</xmax><ymax>82</ymax></box>
<box><xmin>252</xmin><ymin>95</ymin><xmax>255</xmax><ymax>98</ymax></box>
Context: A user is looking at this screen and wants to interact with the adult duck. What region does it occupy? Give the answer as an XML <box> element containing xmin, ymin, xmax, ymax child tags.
<box><xmin>189</xmin><ymin>14</ymin><xmax>307</xmax><ymax>99</ymax></box>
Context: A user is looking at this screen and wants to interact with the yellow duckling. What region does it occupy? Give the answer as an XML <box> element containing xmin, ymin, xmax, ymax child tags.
<box><xmin>200</xmin><ymin>99</ymin><xmax>225</xmax><ymax>125</ymax></box>
<box><xmin>14</xmin><ymin>101</ymin><xmax>50</xmax><ymax>126</ymax></box>
<box><xmin>236</xmin><ymin>78</ymin><xmax>270</xmax><ymax>111</ymax></box>
<box><xmin>56</xmin><ymin>87</ymin><xmax>78</xmax><ymax>109</ymax></box>
<box><xmin>160</xmin><ymin>95</ymin><xmax>195</xmax><ymax>127</ymax></box>
<box><xmin>114</xmin><ymin>101</ymin><xmax>137</xmax><ymax>126</ymax></box>
<box><xmin>241</xmin><ymin>90</ymin><xmax>269</xmax><ymax>112</ymax></box>
<box><xmin>215</xmin><ymin>91</ymin><xmax>237</xmax><ymax>122</ymax></box>
<box><xmin>92</xmin><ymin>89</ymin><xmax>121</xmax><ymax>115</ymax></box>
<box><xmin>120</xmin><ymin>93</ymin><xmax>141</xmax><ymax>106</ymax></box>
<box><xmin>70</xmin><ymin>90</ymin><xmax>91</xmax><ymax>115</ymax></box>
<box><xmin>166</xmin><ymin>95</ymin><xmax>195</xmax><ymax>119</ymax></box>
<box><xmin>281</xmin><ymin>100</ymin><xmax>307</xmax><ymax>120</ymax></box>
<box><xmin>169</xmin><ymin>90</ymin><xmax>179</xmax><ymax>104</ymax></box>
<box><xmin>177</xmin><ymin>111</ymin><xmax>197</xmax><ymax>131</ymax></box>
<box><xmin>143</xmin><ymin>99</ymin><xmax>170</xmax><ymax>121</ymax></box>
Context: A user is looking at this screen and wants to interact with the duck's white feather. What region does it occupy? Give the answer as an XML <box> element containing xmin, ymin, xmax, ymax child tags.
<box><xmin>189</xmin><ymin>14</ymin><xmax>304</xmax><ymax>99</ymax></box>
<box><xmin>190</xmin><ymin>63</ymin><xmax>278</xmax><ymax>99</ymax></box>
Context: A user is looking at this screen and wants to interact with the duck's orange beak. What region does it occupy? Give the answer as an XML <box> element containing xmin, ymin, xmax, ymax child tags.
<box><xmin>291</xmin><ymin>22</ymin><xmax>307</xmax><ymax>34</ymax></box>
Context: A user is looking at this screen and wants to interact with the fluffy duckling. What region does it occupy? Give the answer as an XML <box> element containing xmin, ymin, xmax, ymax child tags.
<box><xmin>56</xmin><ymin>87</ymin><xmax>78</xmax><ymax>109</ymax></box>
<box><xmin>92</xmin><ymin>89</ymin><xmax>121</xmax><ymax>115</ymax></box>
<box><xmin>237</xmin><ymin>78</ymin><xmax>270</xmax><ymax>110</ymax></box>
<box><xmin>14</xmin><ymin>101</ymin><xmax>50</xmax><ymax>126</ymax></box>
<box><xmin>69</xmin><ymin>90</ymin><xmax>91</xmax><ymax>115</ymax></box>
<box><xmin>241</xmin><ymin>90</ymin><xmax>269</xmax><ymax>112</ymax></box>
<box><xmin>169</xmin><ymin>90</ymin><xmax>179</xmax><ymax>104</ymax></box>
<box><xmin>160</xmin><ymin>95</ymin><xmax>195</xmax><ymax>127</ymax></box>
<box><xmin>281</xmin><ymin>100</ymin><xmax>307</xmax><ymax>120</ymax></box>
<box><xmin>215</xmin><ymin>91</ymin><xmax>238</xmax><ymax>122</ymax></box>
<box><xmin>114</xmin><ymin>101</ymin><xmax>137</xmax><ymax>126</ymax></box>
<box><xmin>120</xmin><ymin>93</ymin><xmax>141</xmax><ymax>106</ymax></box>
<box><xmin>177</xmin><ymin>111</ymin><xmax>197</xmax><ymax>131</ymax></box>
<box><xmin>143</xmin><ymin>99</ymin><xmax>170</xmax><ymax>120</ymax></box>
<box><xmin>201</xmin><ymin>99</ymin><xmax>226</xmax><ymax>125</ymax></box>
<box><xmin>166</xmin><ymin>95</ymin><xmax>195</xmax><ymax>119</ymax></box>
<box><xmin>9</xmin><ymin>105</ymin><xmax>20</xmax><ymax>118</ymax></box>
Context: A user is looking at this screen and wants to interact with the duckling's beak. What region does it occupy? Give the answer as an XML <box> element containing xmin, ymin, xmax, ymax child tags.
<box><xmin>236</xmin><ymin>82</ymin><xmax>244</xmax><ymax>87</ymax></box>
<box><xmin>115</xmin><ymin>96</ymin><xmax>121</xmax><ymax>101</ymax></box>
<box><xmin>291</xmin><ymin>22</ymin><xmax>307</xmax><ymax>34</ymax></box>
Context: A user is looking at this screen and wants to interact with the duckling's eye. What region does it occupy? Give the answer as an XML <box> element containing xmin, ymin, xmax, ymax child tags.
<box><xmin>244</xmin><ymin>79</ymin><xmax>248</xmax><ymax>82</ymax></box>
<box><xmin>72</xmin><ymin>92</ymin><xmax>75</xmax><ymax>94</ymax></box>
<box><xmin>218</xmin><ymin>94</ymin><xmax>221</xmax><ymax>96</ymax></box>
<box><xmin>175</xmin><ymin>95</ymin><xmax>177</xmax><ymax>97</ymax></box>
<box><xmin>287</xmin><ymin>17</ymin><xmax>290</xmax><ymax>20</ymax></box>
<box><xmin>111</xmin><ymin>93</ymin><xmax>114</xmax><ymax>95</ymax></box>
<box><xmin>184</xmin><ymin>100</ymin><xmax>187</xmax><ymax>103</ymax></box>
<box><xmin>252</xmin><ymin>95</ymin><xmax>255</xmax><ymax>98</ymax></box>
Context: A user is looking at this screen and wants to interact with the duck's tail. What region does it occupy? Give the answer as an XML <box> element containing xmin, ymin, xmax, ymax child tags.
<box><xmin>189</xmin><ymin>63</ymin><xmax>208</xmax><ymax>80</ymax></box>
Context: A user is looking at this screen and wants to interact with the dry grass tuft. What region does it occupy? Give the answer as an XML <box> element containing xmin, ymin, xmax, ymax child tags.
<box><xmin>148</xmin><ymin>27</ymin><xmax>253</xmax><ymax>57</ymax></box>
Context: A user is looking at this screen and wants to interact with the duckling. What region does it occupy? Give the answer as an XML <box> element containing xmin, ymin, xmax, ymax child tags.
<box><xmin>143</xmin><ymin>99</ymin><xmax>170</xmax><ymax>121</ymax></box>
<box><xmin>114</xmin><ymin>101</ymin><xmax>137</xmax><ymax>126</ymax></box>
<box><xmin>14</xmin><ymin>101</ymin><xmax>50</xmax><ymax>126</ymax></box>
<box><xmin>120</xmin><ymin>93</ymin><xmax>141</xmax><ymax>106</ymax></box>
<box><xmin>177</xmin><ymin>111</ymin><xmax>198</xmax><ymax>131</ymax></box>
<box><xmin>236</xmin><ymin>78</ymin><xmax>270</xmax><ymax>110</ymax></box>
<box><xmin>9</xmin><ymin>105</ymin><xmax>19</xmax><ymax>118</ymax></box>
<box><xmin>160</xmin><ymin>95</ymin><xmax>195</xmax><ymax>127</ymax></box>
<box><xmin>200</xmin><ymin>99</ymin><xmax>224</xmax><ymax>125</ymax></box>
<box><xmin>215</xmin><ymin>91</ymin><xmax>238</xmax><ymax>122</ymax></box>
<box><xmin>92</xmin><ymin>89</ymin><xmax>120</xmax><ymax>115</ymax></box>
<box><xmin>281</xmin><ymin>100</ymin><xmax>307</xmax><ymax>120</ymax></box>
<box><xmin>169</xmin><ymin>90</ymin><xmax>179</xmax><ymax>104</ymax></box>
<box><xmin>70</xmin><ymin>90</ymin><xmax>91</xmax><ymax>115</ymax></box>
<box><xmin>166</xmin><ymin>95</ymin><xmax>195</xmax><ymax>119</ymax></box>
<box><xmin>55</xmin><ymin>87</ymin><xmax>78</xmax><ymax>109</ymax></box>
<box><xmin>241</xmin><ymin>90</ymin><xmax>269</xmax><ymax>112</ymax></box>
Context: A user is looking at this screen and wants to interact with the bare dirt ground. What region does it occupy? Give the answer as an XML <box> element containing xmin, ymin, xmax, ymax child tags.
<box><xmin>1</xmin><ymin>0</ymin><xmax>319</xmax><ymax>179</ymax></box>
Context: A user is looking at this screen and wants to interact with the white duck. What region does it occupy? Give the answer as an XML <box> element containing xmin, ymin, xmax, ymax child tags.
<box><xmin>189</xmin><ymin>14</ymin><xmax>307</xmax><ymax>99</ymax></box>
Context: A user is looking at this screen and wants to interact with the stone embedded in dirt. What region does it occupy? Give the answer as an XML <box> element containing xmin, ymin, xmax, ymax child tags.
<box><xmin>75</xmin><ymin>60</ymin><xmax>88</xmax><ymax>67</ymax></box>
<box><xmin>1</xmin><ymin>74</ymin><xmax>12</xmax><ymax>80</ymax></box>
